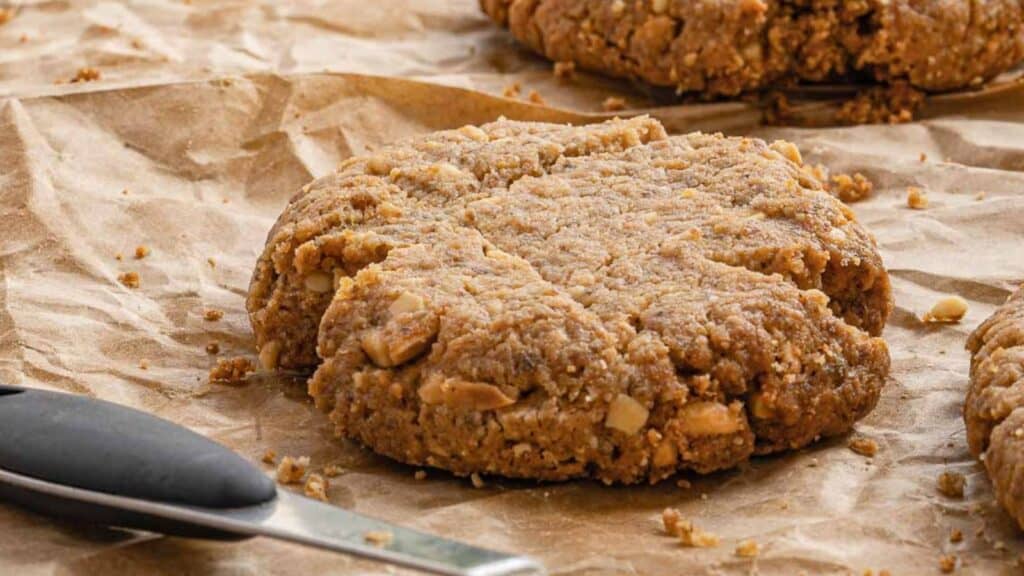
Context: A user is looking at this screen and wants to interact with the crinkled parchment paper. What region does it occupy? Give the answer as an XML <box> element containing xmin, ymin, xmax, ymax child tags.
<box><xmin>2</xmin><ymin>1</ymin><xmax>1024</xmax><ymax>575</ymax></box>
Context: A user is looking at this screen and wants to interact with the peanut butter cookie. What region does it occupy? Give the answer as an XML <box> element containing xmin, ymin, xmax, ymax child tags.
<box><xmin>966</xmin><ymin>286</ymin><xmax>1024</xmax><ymax>527</ymax></box>
<box><xmin>480</xmin><ymin>0</ymin><xmax>1024</xmax><ymax>98</ymax></box>
<box><xmin>248</xmin><ymin>117</ymin><xmax>892</xmax><ymax>483</ymax></box>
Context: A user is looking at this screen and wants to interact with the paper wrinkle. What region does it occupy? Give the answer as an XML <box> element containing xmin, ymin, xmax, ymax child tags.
<box><xmin>2</xmin><ymin>1</ymin><xmax>1024</xmax><ymax>575</ymax></box>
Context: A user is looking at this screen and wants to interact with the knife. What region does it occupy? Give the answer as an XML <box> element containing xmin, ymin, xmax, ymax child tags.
<box><xmin>0</xmin><ymin>384</ymin><xmax>543</xmax><ymax>576</ymax></box>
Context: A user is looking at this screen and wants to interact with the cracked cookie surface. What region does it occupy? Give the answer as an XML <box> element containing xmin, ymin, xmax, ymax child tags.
<box><xmin>480</xmin><ymin>0</ymin><xmax>1024</xmax><ymax>98</ymax></box>
<box><xmin>248</xmin><ymin>116</ymin><xmax>892</xmax><ymax>483</ymax></box>
<box><xmin>966</xmin><ymin>286</ymin><xmax>1024</xmax><ymax>527</ymax></box>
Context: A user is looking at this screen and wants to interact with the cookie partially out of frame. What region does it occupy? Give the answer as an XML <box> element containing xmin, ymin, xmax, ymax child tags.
<box><xmin>247</xmin><ymin>116</ymin><xmax>892</xmax><ymax>484</ymax></box>
<box><xmin>966</xmin><ymin>286</ymin><xmax>1024</xmax><ymax>527</ymax></box>
<box><xmin>480</xmin><ymin>0</ymin><xmax>1024</xmax><ymax>98</ymax></box>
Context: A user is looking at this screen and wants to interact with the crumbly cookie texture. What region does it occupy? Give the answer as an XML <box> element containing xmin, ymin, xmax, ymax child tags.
<box><xmin>965</xmin><ymin>286</ymin><xmax>1024</xmax><ymax>527</ymax></box>
<box><xmin>248</xmin><ymin>117</ymin><xmax>892</xmax><ymax>484</ymax></box>
<box><xmin>479</xmin><ymin>0</ymin><xmax>1024</xmax><ymax>98</ymax></box>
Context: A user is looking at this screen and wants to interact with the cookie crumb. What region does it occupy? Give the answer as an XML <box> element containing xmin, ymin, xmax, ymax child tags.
<box><xmin>71</xmin><ymin>67</ymin><xmax>102</xmax><ymax>83</ymax></box>
<box><xmin>205</xmin><ymin>341</ymin><xmax>220</xmax><ymax>355</ymax></box>
<box><xmin>118</xmin><ymin>271</ymin><xmax>140</xmax><ymax>288</ymax></box>
<box><xmin>678</xmin><ymin>519</ymin><xmax>720</xmax><ymax>548</ymax></box>
<box><xmin>920</xmin><ymin>153</ymin><xmax>928</xmax><ymax>162</ymax></box>
<box><xmin>830</xmin><ymin>172</ymin><xmax>873</xmax><ymax>203</ymax></box>
<box><xmin>974</xmin><ymin>191</ymin><xmax>986</xmax><ymax>201</ymax></box>
<box><xmin>115</xmin><ymin>253</ymin><xmax>124</xmax><ymax>261</ymax></box>
<box><xmin>937</xmin><ymin>471</ymin><xmax>966</xmax><ymax>498</ymax></box>
<box><xmin>209</xmin><ymin>357</ymin><xmax>255</xmax><ymax>385</ymax></box>
<box><xmin>907</xmin><ymin>186</ymin><xmax>929</xmax><ymax>209</ymax></box>
<box><xmin>204</xmin><ymin>308</ymin><xmax>224</xmax><ymax>322</ymax></box>
<box><xmin>364</xmin><ymin>530</ymin><xmax>393</xmax><ymax>547</ymax></box>
<box><xmin>276</xmin><ymin>456</ymin><xmax>309</xmax><ymax>484</ymax></box>
<box><xmin>207</xmin><ymin>257</ymin><xmax>216</xmax><ymax>267</ymax></box>
<box><xmin>502</xmin><ymin>83</ymin><xmax>521</xmax><ymax>99</ymax></box>
<box><xmin>849</xmin><ymin>437</ymin><xmax>879</xmax><ymax>457</ymax></box>
<box><xmin>470</xmin><ymin>472</ymin><xmax>485</xmax><ymax>488</ymax></box>
<box><xmin>950</xmin><ymin>528</ymin><xmax>963</xmax><ymax>543</ymax></box>
<box><xmin>262</xmin><ymin>449</ymin><xmax>276</xmax><ymax>465</ymax></box>
<box><xmin>139</xmin><ymin>358</ymin><xmax>150</xmax><ymax>370</ymax></box>
<box><xmin>134</xmin><ymin>245</ymin><xmax>150</xmax><ymax>259</ymax></box>
<box><xmin>527</xmin><ymin>90</ymin><xmax>546</xmax><ymax>105</ymax></box>
<box><xmin>735</xmin><ymin>539</ymin><xmax>759</xmax><ymax>558</ymax></box>
<box><xmin>414</xmin><ymin>470</ymin><xmax>427</xmax><ymax>481</ymax></box>
<box><xmin>602</xmin><ymin>96</ymin><xmax>627</xmax><ymax>112</ymax></box>
<box><xmin>923</xmin><ymin>296</ymin><xmax>968</xmax><ymax>324</ymax></box>
<box><xmin>676</xmin><ymin>478</ymin><xmax>692</xmax><ymax>489</ymax></box>
<box><xmin>0</xmin><ymin>8</ymin><xmax>14</xmax><ymax>25</ymax></box>
<box><xmin>304</xmin><ymin>473</ymin><xmax>329</xmax><ymax>501</ymax></box>
<box><xmin>939</xmin><ymin>554</ymin><xmax>956</xmax><ymax>573</ymax></box>
<box><xmin>662</xmin><ymin>507</ymin><xmax>681</xmax><ymax>535</ymax></box>
<box><xmin>322</xmin><ymin>464</ymin><xmax>342</xmax><ymax>477</ymax></box>
<box><xmin>553</xmin><ymin>61</ymin><xmax>576</xmax><ymax>80</ymax></box>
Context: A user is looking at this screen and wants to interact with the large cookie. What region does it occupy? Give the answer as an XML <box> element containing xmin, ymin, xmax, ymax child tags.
<box><xmin>966</xmin><ymin>286</ymin><xmax>1024</xmax><ymax>527</ymax></box>
<box><xmin>247</xmin><ymin>117</ymin><xmax>892</xmax><ymax>483</ymax></box>
<box><xmin>480</xmin><ymin>0</ymin><xmax>1024</xmax><ymax>97</ymax></box>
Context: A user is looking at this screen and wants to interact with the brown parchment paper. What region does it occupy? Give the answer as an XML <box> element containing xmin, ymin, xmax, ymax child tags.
<box><xmin>2</xmin><ymin>1</ymin><xmax>1024</xmax><ymax>575</ymax></box>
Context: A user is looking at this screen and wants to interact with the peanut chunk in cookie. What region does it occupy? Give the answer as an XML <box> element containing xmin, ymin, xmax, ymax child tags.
<box><xmin>605</xmin><ymin>394</ymin><xmax>649</xmax><ymax>435</ymax></box>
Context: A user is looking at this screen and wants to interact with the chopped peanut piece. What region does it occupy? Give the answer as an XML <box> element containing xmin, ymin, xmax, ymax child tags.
<box><xmin>134</xmin><ymin>245</ymin><xmax>150</xmax><ymax>259</ymax></box>
<box><xmin>323</xmin><ymin>464</ymin><xmax>343</xmax><ymax>477</ymax></box>
<box><xmin>678</xmin><ymin>520</ymin><xmax>720</xmax><ymax>548</ymax></box>
<box><xmin>907</xmin><ymin>186</ymin><xmax>928</xmax><ymax>209</ymax></box>
<box><xmin>527</xmin><ymin>90</ymin><xmax>546</xmax><ymax>105</ymax></box>
<box><xmin>950</xmin><ymin>528</ymin><xmax>963</xmax><ymax>543</ymax></box>
<box><xmin>262</xmin><ymin>450</ymin><xmax>277</xmax><ymax>465</ymax></box>
<box><xmin>259</xmin><ymin>339</ymin><xmax>283</xmax><ymax>371</ymax></box>
<box><xmin>602</xmin><ymin>96</ymin><xmax>627</xmax><ymax>112</ymax></box>
<box><xmin>205</xmin><ymin>341</ymin><xmax>220</xmax><ymax>355</ymax></box>
<box><xmin>923</xmin><ymin>296</ymin><xmax>968</xmax><ymax>323</ymax></box>
<box><xmin>662</xmin><ymin>507</ymin><xmax>681</xmax><ymax>535</ymax></box>
<box><xmin>138</xmin><ymin>359</ymin><xmax>150</xmax><ymax>370</ymax></box>
<box><xmin>276</xmin><ymin>456</ymin><xmax>309</xmax><ymax>484</ymax></box>
<box><xmin>502</xmin><ymin>83</ymin><xmax>521</xmax><ymax>99</ymax></box>
<box><xmin>937</xmin><ymin>471</ymin><xmax>966</xmax><ymax>498</ymax></box>
<box><xmin>849</xmin><ymin>437</ymin><xmax>879</xmax><ymax>457</ymax></box>
<box><xmin>71</xmin><ymin>67</ymin><xmax>101</xmax><ymax>83</ymax></box>
<box><xmin>203</xmin><ymin>308</ymin><xmax>224</xmax><ymax>322</ymax></box>
<box><xmin>939</xmin><ymin>554</ymin><xmax>956</xmax><ymax>573</ymax></box>
<box><xmin>605</xmin><ymin>394</ymin><xmax>649</xmax><ymax>435</ymax></box>
<box><xmin>304</xmin><ymin>271</ymin><xmax>333</xmax><ymax>293</ymax></box>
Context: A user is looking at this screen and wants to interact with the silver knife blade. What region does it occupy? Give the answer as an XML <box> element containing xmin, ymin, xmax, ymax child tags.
<box><xmin>0</xmin><ymin>467</ymin><xmax>544</xmax><ymax>576</ymax></box>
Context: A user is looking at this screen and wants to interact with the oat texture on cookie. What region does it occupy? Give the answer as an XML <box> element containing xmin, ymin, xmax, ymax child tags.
<box><xmin>965</xmin><ymin>286</ymin><xmax>1024</xmax><ymax>528</ymax></box>
<box><xmin>247</xmin><ymin>116</ymin><xmax>892</xmax><ymax>484</ymax></box>
<box><xmin>479</xmin><ymin>0</ymin><xmax>1024</xmax><ymax>98</ymax></box>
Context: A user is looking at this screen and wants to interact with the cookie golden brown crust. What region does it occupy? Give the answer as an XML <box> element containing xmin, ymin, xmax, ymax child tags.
<box><xmin>966</xmin><ymin>286</ymin><xmax>1024</xmax><ymax>527</ymax></box>
<box><xmin>248</xmin><ymin>117</ymin><xmax>892</xmax><ymax>483</ymax></box>
<box><xmin>480</xmin><ymin>0</ymin><xmax>1024</xmax><ymax>98</ymax></box>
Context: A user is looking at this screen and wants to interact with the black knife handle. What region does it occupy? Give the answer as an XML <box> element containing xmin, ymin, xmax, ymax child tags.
<box><xmin>0</xmin><ymin>385</ymin><xmax>276</xmax><ymax>510</ymax></box>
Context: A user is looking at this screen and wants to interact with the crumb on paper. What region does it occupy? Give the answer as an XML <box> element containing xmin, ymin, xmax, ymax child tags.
<box><xmin>205</xmin><ymin>341</ymin><xmax>220</xmax><ymax>355</ymax></box>
<box><xmin>134</xmin><ymin>245</ymin><xmax>150</xmax><ymax>259</ymax></box>
<box><xmin>835</xmin><ymin>82</ymin><xmax>924</xmax><ymax>125</ymax></box>
<box><xmin>364</xmin><ymin>530</ymin><xmax>393</xmax><ymax>547</ymax></box>
<box><xmin>975</xmin><ymin>191</ymin><xmax>987</xmax><ymax>201</ymax></box>
<box><xmin>0</xmin><ymin>8</ymin><xmax>14</xmax><ymax>25</ymax></box>
<box><xmin>923</xmin><ymin>296</ymin><xmax>969</xmax><ymax>324</ymax></box>
<box><xmin>502</xmin><ymin>83</ymin><xmax>521</xmax><ymax>99</ymax></box>
<box><xmin>276</xmin><ymin>455</ymin><xmax>309</xmax><ymax>484</ymax></box>
<box><xmin>527</xmin><ymin>90</ymin><xmax>546</xmax><ymax>105</ymax></box>
<box><xmin>71</xmin><ymin>67</ymin><xmax>102</xmax><ymax>83</ymax></box>
<box><xmin>939</xmin><ymin>554</ymin><xmax>957</xmax><ymax>573</ymax></box>
<box><xmin>304</xmin><ymin>473</ymin><xmax>329</xmax><ymax>501</ymax></box>
<box><xmin>470</xmin><ymin>472</ymin><xmax>485</xmax><ymax>488</ymax></box>
<box><xmin>553</xmin><ymin>61</ymin><xmax>576</xmax><ymax>80</ymax></box>
<box><xmin>323</xmin><ymin>464</ymin><xmax>343</xmax><ymax>477</ymax></box>
<box><xmin>139</xmin><ymin>358</ymin><xmax>149</xmax><ymax>370</ymax></box>
<box><xmin>735</xmin><ymin>539</ymin><xmax>759</xmax><ymax>558</ymax></box>
<box><xmin>118</xmin><ymin>271</ymin><xmax>140</xmax><ymax>288</ymax></box>
<box><xmin>662</xmin><ymin>507</ymin><xmax>681</xmax><ymax>535</ymax></box>
<box><xmin>414</xmin><ymin>470</ymin><xmax>427</xmax><ymax>481</ymax></box>
<box><xmin>262</xmin><ymin>449</ymin><xmax>276</xmax><ymax>465</ymax></box>
<box><xmin>937</xmin><ymin>471</ymin><xmax>966</xmax><ymax>499</ymax></box>
<box><xmin>678</xmin><ymin>519</ymin><xmax>720</xmax><ymax>548</ymax></box>
<box><xmin>950</xmin><ymin>528</ymin><xmax>963</xmax><ymax>543</ymax></box>
<box><xmin>204</xmin><ymin>308</ymin><xmax>224</xmax><ymax>322</ymax></box>
<box><xmin>849</xmin><ymin>436</ymin><xmax>879</xmax><ymax>457</ymax></box>
<box><xmin>920</xmin><ymin>153</ymin><xmax>928</xmax><ymax>162</ymax></box>
<box><xmin>830</xmin><ymin>172</ymin><xmax>873</xmax><ymax>203</ymax></box>
<box><xmin>907</xmin><ymin>186</ymin><xmax>929</xmax><ymax>209</ymax></box>
<box><xmin>602</xmin><ymin>96</ymin><xmax>627</xmax><ymax>112</ymax></box>
<box><xmin>115</xmin><ymin>253</ymin><xmax>124</xmax><ymax>261</ymax></box>
<box><xmin>209</xmin><ymin>357</ymin><xmax>255</xmax><ymax>385</ymax></box>
<box><xmin>207</xmin><ymin>257</ymin><xmax>216</xmax><ymax>267</ymax></box>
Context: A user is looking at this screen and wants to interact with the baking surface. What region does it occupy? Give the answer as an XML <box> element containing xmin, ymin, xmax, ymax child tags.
<box><xmin>2</xmin><ymin>1</ymin><xmax>1024</xmax><ymax>575</ymax></box>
